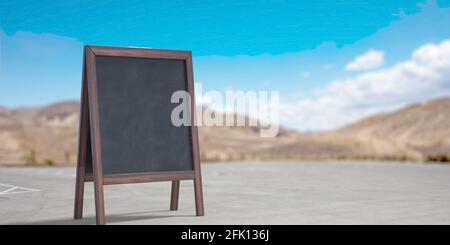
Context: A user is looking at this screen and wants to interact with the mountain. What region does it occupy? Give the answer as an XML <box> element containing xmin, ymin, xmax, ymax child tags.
<box><xmin>0</xmin><ymin>101</ymin><xmax>79</xmax><ymax>165</ymax></box>
<box><xmin>0</xmin><ymin>97</ymin><xmax>448</xmax><ymax>165</ymax></box>
<box><xmin>195</xmin><ymin>97</ymin><xmax>450</xmax><ymax>161</ymax></box>
<box><xmin>335</xmin><ymin>97</ymin><xmax>450</xmax><ymax>158</ymax></box>
<box><xmin>9</xmin><ymin>101</ymin><xmax>79</xmax><ymax>125</ymax></box>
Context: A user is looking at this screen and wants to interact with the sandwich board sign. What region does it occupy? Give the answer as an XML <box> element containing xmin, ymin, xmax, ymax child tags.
<box><xmin>74</xmin><ymin>45</ymin><xmax>204</xmax><ymax>225</ymax></box>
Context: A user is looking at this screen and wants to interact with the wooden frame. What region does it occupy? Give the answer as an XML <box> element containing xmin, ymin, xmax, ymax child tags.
<box><xmin>74</xmin><ymin>45</ymin><xmax>204</xmax><ymax>225</ymax></box>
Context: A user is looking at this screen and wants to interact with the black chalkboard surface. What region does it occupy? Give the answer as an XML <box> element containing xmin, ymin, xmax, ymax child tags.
<box><xmin>95</xmin><ymin>56</ymin><xmax>193</xmax><ymax>174</ymax></box>
<box><xmin>74</xmin><ymin>46</ymin><xmax>204</xmax><ymax>225</ymax></box>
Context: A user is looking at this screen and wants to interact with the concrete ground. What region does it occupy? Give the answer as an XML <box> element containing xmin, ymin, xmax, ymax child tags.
<box><xmin>1</xmin><ymin>160</ymin><xmax>450</xmax><ymax>225</ymax></box>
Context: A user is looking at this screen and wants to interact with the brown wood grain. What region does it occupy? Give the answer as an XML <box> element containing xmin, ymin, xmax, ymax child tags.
<box><xmin>86</xmin><ymin>46</ymin><xmax>106</xmax><ymax>225</ymax></box>
<box><xmin>170</xmin><ymin>180</ymin><xmax>180</xmax><ymax>211</ymax></box>
<box><xmin>89</xmin><ymin>45</ymin><xmax>190</xmax><ymax>60</ymax></box>
<box><xmin>186</xmin><ymin>55</ymin><xmax>205</xmax><ymax>216</ymax></box>
<box><xmin>84</xmin><ymin>171</ymin><xmax>195</xmax><ymax>184</ymax></box>
<box><xmin>74</xmin><ymin>52</ymin><xmax>88</xmax><ymax>220</ymax></box>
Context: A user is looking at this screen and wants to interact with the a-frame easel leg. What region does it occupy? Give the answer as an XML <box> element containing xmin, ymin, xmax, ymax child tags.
<box><xmin>194</xmin><ymin>175</ymin><xmax>204</xmax><ymax>216</ymax></box>
<box><xmin>85</xmin><ymin>46</ymin><xmax>106</xmax><ymax>225</ymax></box>
<box><xmin>93</xmin><ymin>174</ymin><xmax>105</xmax><ymax>225</ymax></box>
<box><xmin>74</xmin><ymin>55</ymin><xmax>89</xmax><ymax>220</ymax></box>
<box><xmin>74</xmin><ymin>164</ymin><xmax>86</xmax><ymax>219</ymax></box>
<box><xmin>170</xmin><ymin>180</ymin><xmax>180</xmax><ymax>210</ymax></box>
<box><xmin>74</xmin><ymin>162</ymin><xmax>86</xmax><ymax>219</ymax></box>
<box><xmin>191</xmin><ymin>116</ymin><xmax>204</xmax><ymax>216</ymax></box>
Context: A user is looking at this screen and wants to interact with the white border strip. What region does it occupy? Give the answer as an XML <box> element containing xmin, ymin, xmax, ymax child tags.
<box><xmin>0</xmin><ymin>183</ymin><xmax>41</xmax><ymax>195</ymax></box>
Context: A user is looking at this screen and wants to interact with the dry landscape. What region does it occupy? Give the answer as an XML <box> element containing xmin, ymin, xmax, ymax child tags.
<box><xmin>0</xmin><ymin>97</ymin><xmax>449</xmax><ymax>165</ymax></box>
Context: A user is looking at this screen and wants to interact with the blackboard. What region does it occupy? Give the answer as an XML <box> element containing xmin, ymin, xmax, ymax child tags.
<box><xmin>95</xmin><ymin>56</ymin><xmax>193</xmax><ymax>174</ymax></box>
<box><xmin>74</xmin><ymin>46</ymin><xmax>204</xmax><ymax>225</ymax></box>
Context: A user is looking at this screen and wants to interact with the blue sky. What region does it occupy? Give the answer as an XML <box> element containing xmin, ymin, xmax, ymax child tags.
<box><xmin>1</xmin><ymin>0</ymin><xmax>450</xmax><ymax>130</ymax></box>
<box><xmin>0</xmin><ymin>0</ymin><xmax>435</xmax><ymax>55</ymax></box>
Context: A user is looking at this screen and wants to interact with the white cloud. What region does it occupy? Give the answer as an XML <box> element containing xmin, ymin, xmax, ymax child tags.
<box><xmin>345</xmin><ymin>49</ymin><xmax>385</xmax><ymax>71</ymax></box>
<box><xmin>281</xmin><ymin>40</ymin><xmax>450</xmax><ymax>131</ymax></box>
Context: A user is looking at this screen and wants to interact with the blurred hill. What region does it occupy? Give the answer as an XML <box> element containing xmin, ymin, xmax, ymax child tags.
<box><xmin>0</xmin><ymin>97</ymin><xmax>449</xmax><ymax>165</ymax></box>
<box><xmin>334</xmin><ymin>97</ymin><xmax>450</xmax><ymax>159</ymax></box>
<box><xmin>0</xmin><ymin>101</ymin><xmax>79</xmax><ymax>164</ymax></box>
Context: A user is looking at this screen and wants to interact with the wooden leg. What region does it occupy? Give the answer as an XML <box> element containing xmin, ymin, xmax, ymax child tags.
<box><xmin>170</xmin><ymin>180</ymin><xmax>180</xmax><ymax>211</ymax></box>
<box><xmin>194</xmin><ymin>178</ymin><xmax>204</xmax><ymax>216</ymax></box>
<box><xmin>93</xmin><ymin>177</ymin><xmax>105</xmax><ymax>225</ymax></box>
<box><xmin>85</xmin><ymin>47</ymin><xmax>106</xmax><ymax>225</ymax></box>
<box><xmin>73</xmin><ymin>164</ymin><xmax>85</xmax><ymax>219</ymax></box>
<box><xmin>74</xmin><ymin>63</ymin><xmax>88</xmax><ymax>220</ymax></box>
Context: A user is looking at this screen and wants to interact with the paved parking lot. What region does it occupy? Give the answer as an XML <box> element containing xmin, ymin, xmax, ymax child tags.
<box><xmin>1</xmin><ymin>160</ymin><xmax>450</xmax><ymax>225</ymax></box>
